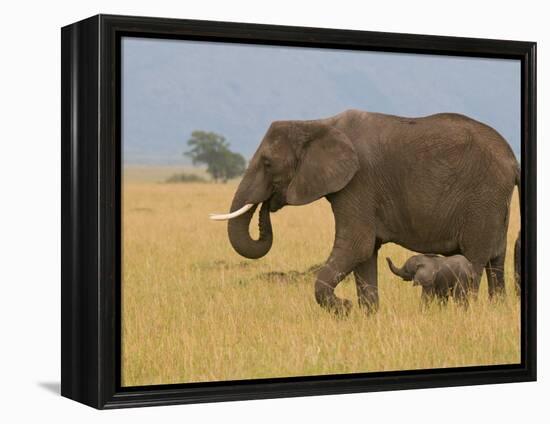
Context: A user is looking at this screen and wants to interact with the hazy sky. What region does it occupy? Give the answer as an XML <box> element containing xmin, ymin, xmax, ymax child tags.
<box><xmin>122</xmin><ymin>37</ymin><xmax>521</xmax><ymax>164</ymax></box>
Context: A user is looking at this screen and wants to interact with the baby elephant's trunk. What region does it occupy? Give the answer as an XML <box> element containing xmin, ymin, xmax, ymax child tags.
<box><xmin>386</xmin><ymin>257</ymin><xmax>411</xmax><ymax>280</ymax></box>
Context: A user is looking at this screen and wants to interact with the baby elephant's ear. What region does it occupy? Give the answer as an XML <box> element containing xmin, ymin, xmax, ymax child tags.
<box><xmin>286</xmin><ymin>123</ymin><xmax>359</xmax><ymax>205</ymax></box>
<box><xmin>413</xmin><ymin>265</ymin><xmax>436</xmax><ymax>287</ymax></box>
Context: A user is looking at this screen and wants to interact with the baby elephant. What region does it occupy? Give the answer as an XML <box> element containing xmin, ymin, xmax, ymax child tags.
<box><xmin>386</xmin><ymin>254</ymin><xmax>475</xmax><ymax>305</ymax></box>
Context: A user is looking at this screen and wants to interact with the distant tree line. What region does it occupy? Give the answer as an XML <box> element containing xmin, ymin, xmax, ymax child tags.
<box><xmin>184</xmin><ymin>131</ymin><xmax>246</xmax><ymax>183</ymax></box>
<box><xmin>165</xmin><ymin>173</ymin><xmax>206</xmax><ymax>183</ymax></box>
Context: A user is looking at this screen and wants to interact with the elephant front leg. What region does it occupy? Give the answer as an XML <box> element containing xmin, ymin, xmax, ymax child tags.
<box><xmin>353</xmin><ymin>252</ymin><xmax>379</xmax><ymax>313</ymax></box>
<box><xmin>420</xmin><ymin>287</ymin><xmax>436</xmax><ymax>307</ymax></box>
<box><xmin>315</xmin><ymin>250</ymin><xmax>360</xmax><ymax>316</ymax></box>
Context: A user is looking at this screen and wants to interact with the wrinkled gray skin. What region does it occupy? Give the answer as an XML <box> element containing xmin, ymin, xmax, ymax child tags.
<box><xmin>226</xmin><ymin>110</ymin><xmax>520</xmax><ymax>315</ymax></box>
<box><xmin>386</xmin><ymin>254</ymin><xmax>475</xmax><ymax>305</ymax></box>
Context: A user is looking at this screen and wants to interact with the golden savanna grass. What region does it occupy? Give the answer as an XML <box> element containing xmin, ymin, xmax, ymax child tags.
<box><xmin>121</xmin><ymin>167</ymin><xmax>520</xmax><ymax>386</ymax></box>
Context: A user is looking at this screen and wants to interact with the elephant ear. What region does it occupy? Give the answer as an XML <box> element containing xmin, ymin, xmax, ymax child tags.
<box><xmin>413</xmin><ymin>264</ymin><xmax>437</xmax><ymax>287</ymax></box>
<box><xmin>286</xmin><ymin>124</ymin><xmax>359</xmax><ymax>205</ymax></box>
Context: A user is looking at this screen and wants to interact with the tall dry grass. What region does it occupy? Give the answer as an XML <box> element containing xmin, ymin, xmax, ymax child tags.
<box><xmin>121</xmin><ymin>173</ymin><xmax>520</xmax><ymax>386</ymax></box>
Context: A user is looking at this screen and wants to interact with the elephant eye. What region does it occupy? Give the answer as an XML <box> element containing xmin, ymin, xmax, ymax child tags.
<box><xmin>263</xmin><ymin>159</ymin><xmax>271</xmax><ymax>169</ymax></box>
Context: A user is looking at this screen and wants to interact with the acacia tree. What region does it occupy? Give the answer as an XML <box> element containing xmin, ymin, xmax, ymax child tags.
<box><xmin>220</xmin><ymin>149</ymin><xmax>246</xmax><ymax>182</ymax></box>
<box><xmin>184</xmin><ymin>131</ymin><xmax>246</xmax><ymax>182</ymax></box>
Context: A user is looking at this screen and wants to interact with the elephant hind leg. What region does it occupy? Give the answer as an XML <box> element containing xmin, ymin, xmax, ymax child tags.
<box><xmin>486</xmin><ymin>251</ymin><xmax>506</xmax><ymax>298</ymax></box>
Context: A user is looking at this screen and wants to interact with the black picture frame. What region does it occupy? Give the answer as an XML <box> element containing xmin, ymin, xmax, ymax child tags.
<box><xmin>61</xmin><ymin>14</ymin><xmax>537</xmax><ymax>409</ymax></box>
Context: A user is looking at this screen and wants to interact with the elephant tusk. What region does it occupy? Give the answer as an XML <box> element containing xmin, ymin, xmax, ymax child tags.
<box><xmin>209</xmin><ymin>203</ymin><xmax>255</xmax><ymax>221</ymax></box>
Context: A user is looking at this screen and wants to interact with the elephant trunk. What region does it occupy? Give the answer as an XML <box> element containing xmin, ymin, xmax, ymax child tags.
<box><xmin>227</xmin><ymin>196</ymin><xmax>273</xmax><ymax>259</ymax></box>
<box><xmin>386</xmin><ymin>257</ymin><xmax>411</xmax><ymax>281</ymax></box>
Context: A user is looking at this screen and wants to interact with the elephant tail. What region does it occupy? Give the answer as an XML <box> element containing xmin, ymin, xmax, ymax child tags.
<box><xmin>515</xmin><ymin>166</ymin><xmax>521</xmax><ymax>223</ymax></box>
<box><xmin>514</xmin><ymin>166</ymin><xmax>521</xmax><ymax>295</ymax></box>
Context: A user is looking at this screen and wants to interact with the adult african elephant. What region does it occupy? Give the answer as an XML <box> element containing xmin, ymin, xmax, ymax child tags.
<box><xmin>210</xmin><ymin>110</ymin><xmax>520</xmax><ymax>315</ymax></box>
